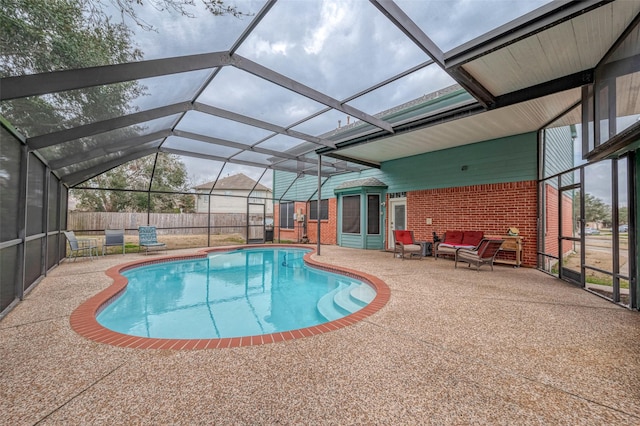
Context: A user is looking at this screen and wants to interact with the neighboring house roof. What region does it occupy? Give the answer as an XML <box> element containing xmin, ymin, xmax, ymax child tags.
<box><xmin>193</xmin><ymin>173</ymin><xmax>271</xmax><ymax>192</ymax></box>
<box><xmin>335</xmin><ymin>178</ymin><xmax>388</xmax><ymax>190</ymax></box>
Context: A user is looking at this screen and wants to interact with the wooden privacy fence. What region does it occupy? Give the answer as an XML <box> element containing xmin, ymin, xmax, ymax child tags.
<box><xmin>68</xmin><ymin>212</ymin><xmax>268</xmax><ymax>239</ymax></box>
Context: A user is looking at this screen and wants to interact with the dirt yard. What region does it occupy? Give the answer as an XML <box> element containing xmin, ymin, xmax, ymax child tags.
<box><xmin>126</xmin><ymin>233</ymin><xmax>245</xmax><ymax>251</ymax></box>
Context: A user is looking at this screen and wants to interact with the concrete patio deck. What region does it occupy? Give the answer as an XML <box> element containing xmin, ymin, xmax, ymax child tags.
<box><xmin>2</xmin><ymin>246</ymin><xmax>639</xmax><ymax>425</ymax></box>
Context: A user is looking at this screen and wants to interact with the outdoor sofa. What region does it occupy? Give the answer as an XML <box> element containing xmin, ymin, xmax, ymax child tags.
<box><xmin>434</xmin><ymin>230</ymin><xmax>484</xmax><ymax>259</ymax></box>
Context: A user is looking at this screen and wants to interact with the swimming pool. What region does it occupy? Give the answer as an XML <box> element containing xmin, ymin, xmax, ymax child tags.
<box><xmin>97</xmin><ymin>247</ymin><xmax>375</xmax><ymax>339</ymax></box>
<box><xmin>71</xmin><ymin>245</ymin><xmax>390</xmax><ymax>349</ymax></box>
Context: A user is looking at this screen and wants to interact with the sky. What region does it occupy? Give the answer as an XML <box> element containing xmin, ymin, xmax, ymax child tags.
<box><xmin>102</xmin><ymin>0</ymin><xmax>552</xmax><ymax>188</ymax></box>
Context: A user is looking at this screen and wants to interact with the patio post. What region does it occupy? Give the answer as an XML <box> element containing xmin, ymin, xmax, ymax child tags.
<box><xmin>317</xmin><ymin>154</ymin><xmax>321</xmax><ymax>256</ymax></box>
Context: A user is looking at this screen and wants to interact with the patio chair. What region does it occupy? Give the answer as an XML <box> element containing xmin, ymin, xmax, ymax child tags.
<box><xmin>454</xmin><ymin>239</ymin><xmax>504</xmax><ymax>271</ymax></box>
<box><xmin>103</xmin><ymin>229</ymin><xmax>125</xmax><ymax>255</ymax></box>
<box><xmin>63</xmin><ymin>231</ymin><xmax>99</xmax><ymax>261</ymax></box>
<box><xmin>138</xmin><ymin>226</ymin><xmax>166</xmax><ymax>254</ymax></box>
<box><xmin>393</xmin><ymin>230</ymin><xmax>423</xmax><ymax>260</ymax></box>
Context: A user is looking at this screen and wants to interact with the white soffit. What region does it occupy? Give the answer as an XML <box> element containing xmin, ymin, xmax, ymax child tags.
<box><xmin>462</xmin><ymin>1</ymin><xmax>640</xmax><ymax>96</ymax></box>
<box><xmin>337</xmin><ymin>88</ymin><xmax>581</xmax><ymax>164</ymax></box>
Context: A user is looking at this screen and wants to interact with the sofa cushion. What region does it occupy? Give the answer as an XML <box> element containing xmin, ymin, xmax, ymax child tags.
<box><xmin>438</xmin><ymin>243</ymin><xmax>475</xmax><ymax>250</ymax></box>
<box><xmin>443</xmin><ymin>230</ymin><xmax>464</xmax><ymax>245</ymax></box>
<box><xmin>462</xmin><ymin>231</ymin><xmax>484</xmax><ymax>247</ymax></box>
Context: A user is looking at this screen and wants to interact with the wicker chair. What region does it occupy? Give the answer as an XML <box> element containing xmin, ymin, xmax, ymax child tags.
<box><xmin>454</xmin><ymin>239</ymin><xmax>504</xmax><ymax>271</ymax></box>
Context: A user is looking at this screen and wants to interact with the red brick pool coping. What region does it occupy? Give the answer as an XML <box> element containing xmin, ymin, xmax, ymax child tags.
<box><xmin>70</xmin><ymin>245</ymin><xmax>390</xmax><ymax>349</ymax></box>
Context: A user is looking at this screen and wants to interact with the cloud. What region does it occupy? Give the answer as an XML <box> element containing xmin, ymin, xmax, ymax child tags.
<box><xmin>303</xmin><ymin>1</ymin><xmax>349</xmax><ymax>55</ymax></box>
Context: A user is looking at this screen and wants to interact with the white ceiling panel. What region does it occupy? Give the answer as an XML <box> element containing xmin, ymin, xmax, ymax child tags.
<box><xmin>337</xmin><ymin>88</ymin><xmax>581</xmax><ymax>164</ymax></box>
<box><xmin>462</xmin><ymin>1</ymin><xmax>640</xmax><ymax>96</ymax></box>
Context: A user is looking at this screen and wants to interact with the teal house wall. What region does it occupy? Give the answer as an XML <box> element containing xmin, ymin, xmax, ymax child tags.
<box><xmin>274</xmin><ymin>131</ymin><xmax>538</xmax><ymax>201</ymax></box>
<box><xmin>273</xmin><ymin>131</ymin><xmax>538</xmax><ymax>250</ymax></box>
<box><xmin>334</xmin><ymin>184</ymin><xmax>386</xmax><ymax>250</ymax></box>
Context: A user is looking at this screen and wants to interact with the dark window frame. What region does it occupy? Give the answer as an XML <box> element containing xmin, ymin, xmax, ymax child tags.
<box><xmin>309</xmin><ymin>199</ymin><xmax>329</xmax><ymax>221</ymax></box>
<box><xmin>279</xmin><ymin>202</ymin><xmax>295</xmax><ymax>229</ymax></box>
<box><xmin>341</xmin><ymin>195</ymin><xmax>361</xmax><ymax>234</ymax></box>
<box><xmin>367</xmin><ymin>194</ymin><xmax>380</xmax><ymax>235</ymax></box>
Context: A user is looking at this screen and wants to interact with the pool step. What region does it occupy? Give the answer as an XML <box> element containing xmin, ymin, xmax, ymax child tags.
<box><xmin>350</xmin><ymin>284</ymin><xmax>376</xmax><ymax>305</ymax></box>
<box><xmin>333</xmin><ymin>283</ymin><xmax>366</xmax><ymax>313</ymax></box>
<box><xmin>317</xmin><ymin>284</ymin><xmax>350</xmax><ymax>321</ymax></box>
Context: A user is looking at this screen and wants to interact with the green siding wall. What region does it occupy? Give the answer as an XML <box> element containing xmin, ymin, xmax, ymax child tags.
<box><xmin>274</xmin><ymin>132</ymin><xmax>538</xmax><ymax>200</ymax></box>
<box><xmin>543</xmin><ymin>126</ymin><xmax>575</xmax><ymax>178</ymax></box>
<box><xmin>383</xmin><ymin>132</ymin><xmax>537</xmax><ymax>192</ymax></box>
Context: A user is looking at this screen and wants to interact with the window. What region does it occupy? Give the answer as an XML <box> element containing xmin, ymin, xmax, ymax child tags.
<box><xmin>342</xmin><ymin>195</ymin><xmax>360</xmax><ymax>234</ymax></box>
<box><xmin>309</xmin><ymin>199</ymin><xmax>329</xmax><ymax>220</ymax></box>
<box><xmin>367</xmin><ymin>194</ymin><xmax>380</xmax><ymax>234</ymax></box>
<box><xmin>279</xmin><ymin>202</ymin><xmax>295</xmax><ymax>229</ymax></box>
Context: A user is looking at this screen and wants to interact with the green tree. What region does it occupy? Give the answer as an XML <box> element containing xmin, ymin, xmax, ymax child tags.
<box><xmin>73</xmin><ymin>153</ymin><xmax>195</xmax><ymax>212</ymax></box>
<box><xmin>102</xmin><ymin>0</ymin><xmax>250</xmax><ymax>30</ymax></box>
<box><xmin>1</xmin><ymin>0</ymin><xmax>247</xmax><ymax>138</ymax></box>
<box><xmin>584</xmin><ymin>193</ymin><xmax>612</xmax><ymax>228</ymax></box>
<box><xmin>572</xmin><ymin>192</ymin><xmax>612</xmax><ymax>229</ymax></box>
<box><xmin>0</xmin><ymin>0</ymin><xmax>145</xmax><ymax>138</ymax></box>
<box><xmin>617</xmin><ymin>206</ymin><xmax>628</xmax><ymax>226</ymax></box>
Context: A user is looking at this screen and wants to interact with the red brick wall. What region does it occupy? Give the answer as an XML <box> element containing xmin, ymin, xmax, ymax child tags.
<box><xmin>543</xmin><ymin>184</ymin><xmax>575</xmax><ymax>257</ymax></box>
<box><xmin>273</xmin><ymin>201</ymin><xmax>307</xmax><ymax>243</ymax></box>
<box><xmin>305</xmin><ymin>198</ymin><xmax>337</xmax><ymax>244</ymax></box>
<box><xmin>406</xmin><ymin>181</ymin><xmax>538</xmax><ymax>267</ymax></box>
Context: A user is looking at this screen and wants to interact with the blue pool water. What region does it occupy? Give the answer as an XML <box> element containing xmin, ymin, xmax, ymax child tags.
<box><xmin>97</xmin><ymin>247</ymin><xmax>376</xmax><ymax>339</ymax></box>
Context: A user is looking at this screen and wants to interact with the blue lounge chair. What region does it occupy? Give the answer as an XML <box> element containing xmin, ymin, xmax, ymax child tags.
<box><xmin>138</xmin><ymin>226</ymin><xmax>166</xmax><ymax>255</ymax></box>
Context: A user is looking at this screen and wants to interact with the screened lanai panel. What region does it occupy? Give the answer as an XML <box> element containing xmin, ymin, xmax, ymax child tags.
<box><xmin>273</xmin><ymin>159</ymin><xmax>337</xmax><ymax>177</ymax></box>
<box><xmin>114</xmin><ymin>1</ymin><xmax>264</xmax><ymax>60</ymax></box>
<box><xmin>0</xmin><ymin>245</ymin><xmax>19</xmax><ymax>311</ymax></box>
<box><xmin>4</xmin><ymin>0</ymin><xmax>264</xmax><ymax>75</ymax></box>
<box><xmin>0</xmin><ymin>84</ymin><xmax>133</xmax><ymax>139</ymax></box>
<box><xmin>197</xmin><ymin>67</ymin><xmax>326</xmax><ymax>127</ymax></box>
<box><xmin>235</xmin><ymin>0</ymin><xmax>429</xmax><ymax>101</ymax></box>
<box><xmin>600</xmin><ymin>22</ymin><xmax>640</xmax><ymax>143</ymax></box>
<box><xmin>26</xmin><ymin>153</ymin><xmax>45</xmax><ymax>236</ymax></box>
<box><xmin>309</xmin><ymin>155</ymin><xmax>362</xmax><ymax>171</ymax></box>
<box><xmin>47</xmin><ymin>174</ymin><xmax>60</xmax><ymax>231</ymax></box>
<box><xmin>255</xmin><ymin>134</ymin><xmax>314</xmax><ymax>153</ymax></box>
<box><xmin>345</xmin><ymin>65</ymin><xmax>457</xmax><ymax>118</ymax></box>
<box><xmin>269</xmin><ymin>160</ymin><xmax>308</xmax><ymax>174</ymax></box>
<box><xmin>127</xmin><ymin>69</ymin><xmax>214</xmax><ymax>111</ymax></box>
<box><xmin>397</xmin><ymin>0</ymin><xmax>551</xmax><ymax>53</ymax></box>
<box><xmin>56</xmin><ymin>140</ymin><xmax>163</xmax><ymax>178</ymax></box>
<box><xmin>0</xmin><ymin>126</ymin><xmax>21</xmax><ymax>242</ymax></box>
<box><xmin>24</xmin><ymin>240</ymin><xmax>42</xmax><ymax>289</ymax></box>
<box><xmin>232</xmin><ymin>150</ymin><xmax>281</xmax><ymax>166</ymax></box>
<box><xmin>175</xmin><ymin>111</ymin><xmax>273</xmax><ymax>144</ymax></box>
<box><xmin>36</xmin><ymin>115</ymin><xmax>180</xmax><ymax>163</ymax></box>
<box><xmin>0</xmin><ymin>70</ymin><xmax>210</xmax><ymax>140</ymax></box>
<box><xmin>47</xmin><ymin>234</ymin><xmax>59</xmax><ymax>270</ymax></box>
<box><xmin>168</xmin><ymin>157</ymin><xmax>227</xmax><ymax>192</ymax></box>
<box><xmin>162</xmin><ymin>137</ymin><xmax>242</xmax><ymax>159</ymax></box>
<box><xmin>79</xmin><ymin>153</ymin><xmax>160</xmax><ymax>191</ymax></box>
<box><xmin>291</xmin><ymin>109</ymin><xmax>358</xmax><ymax>139</ymax></box>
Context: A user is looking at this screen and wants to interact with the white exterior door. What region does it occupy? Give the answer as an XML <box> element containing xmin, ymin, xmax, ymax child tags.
<box><xmin>387</xmin><ymin>198</ymin><xmax>406</xmax><ymax>250</ymax></box>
